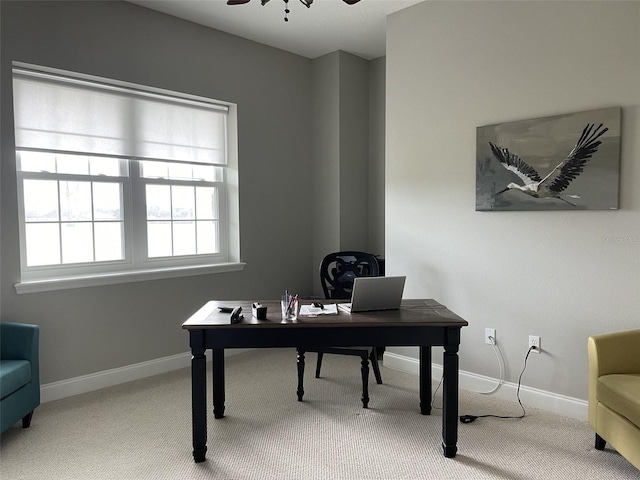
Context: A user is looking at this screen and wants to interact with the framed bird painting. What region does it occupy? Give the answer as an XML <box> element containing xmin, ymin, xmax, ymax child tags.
<box><xmin>476</xmin><ymin>107</ymin><xmax>621</xmax><ymax>211</ymax></box>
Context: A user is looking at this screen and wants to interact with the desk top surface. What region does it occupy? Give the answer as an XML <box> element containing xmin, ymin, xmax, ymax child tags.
<box><xmin>182</xmin><ymin>299</ymin><xmax>468</xmax><ymax>329</ymax></box>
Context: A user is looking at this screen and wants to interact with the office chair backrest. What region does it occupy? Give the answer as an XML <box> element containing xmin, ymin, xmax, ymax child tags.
<box><xmin>320</xmin><ymin>251</ymin><xmax>380</xmax><ymax>300</ymax></box>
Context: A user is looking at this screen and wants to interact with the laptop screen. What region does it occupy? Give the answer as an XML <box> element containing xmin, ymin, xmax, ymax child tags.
<box><xmin>341</xmin><ymin>276</ymin><xmax>406</xmax><ymax>312</ymax></box>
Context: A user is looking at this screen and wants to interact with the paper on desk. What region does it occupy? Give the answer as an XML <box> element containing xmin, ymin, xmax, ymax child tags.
<box><xmin>299</xmin><ymin>304</ymin><xmax>338</xmax><ymax>316</ymax></box>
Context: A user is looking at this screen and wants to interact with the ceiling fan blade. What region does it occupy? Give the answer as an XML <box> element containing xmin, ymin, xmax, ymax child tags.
<box><xmin>227</xmin><ymin>0</ymin><xmax>252</xmax><ymax>5</ymax></box>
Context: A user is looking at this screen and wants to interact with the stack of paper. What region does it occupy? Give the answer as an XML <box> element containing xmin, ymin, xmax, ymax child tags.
<box><xmin>298</xmin><ymin>304</ymin><xmax>338</xmax><ymax>316</ymax></box>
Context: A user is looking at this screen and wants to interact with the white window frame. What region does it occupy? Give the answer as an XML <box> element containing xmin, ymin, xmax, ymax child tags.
<box><xmin>13</xmin><ymin>63</ymin><xmax>243</xmax><ymax>294</ymax></box>
<box><xmin>133</xmin><ymin>160</ymin><xmax>228</xmax><ymax>269</ymax></box>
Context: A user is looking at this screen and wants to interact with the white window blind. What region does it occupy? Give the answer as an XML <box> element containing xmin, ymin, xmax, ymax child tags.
<box><xmin>13</xmin><ymin>69</ymin><xmax>229</xmax><ymax>165</ymax></box>
<box><xmin>12</xmin><ymin>64</ymin><xmax>242</xmax><ymax>293</ymax></box>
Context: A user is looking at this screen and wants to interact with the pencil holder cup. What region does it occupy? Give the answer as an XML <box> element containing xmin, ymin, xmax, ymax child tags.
<box><xmin>281</xmin><ymin>297</ymin><xmax>298</xmax><ymax>322</ymax></box>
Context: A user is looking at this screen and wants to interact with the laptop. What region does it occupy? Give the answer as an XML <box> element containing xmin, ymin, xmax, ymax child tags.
<box><xmin>337</xmin><ymin>276</ymin><xmax>406</xmax><ymax>313</ymax></box>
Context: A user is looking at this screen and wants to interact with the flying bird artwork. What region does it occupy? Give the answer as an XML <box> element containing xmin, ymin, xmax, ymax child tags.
<box><xmin>475</xmin><ymin>107</ymin><xmax>621</xmax><ymax>211</ymax></box>
<box><xmin>490</xmin><ymin>123</ymin><xmax>608</xmax><ymax>206</ymax></box>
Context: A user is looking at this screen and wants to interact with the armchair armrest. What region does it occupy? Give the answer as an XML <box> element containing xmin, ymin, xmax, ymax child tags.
<box><xmin>1</xmin><ymin>322</ymin><xmax>39</xmax><ymax>363</ymax></box>
<box><xmin>588</xmin><ymin>328</ymin><xmax>640</xmax><ymax>426</ymax></box>
<box><xmin>589</xmin><ymin>329</ymin><xmax>640</xmax><ymax>377</ymax></box>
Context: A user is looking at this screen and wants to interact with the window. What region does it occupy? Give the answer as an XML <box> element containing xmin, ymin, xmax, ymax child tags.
<box><xmin>18</xmin><ymin>152</ymin><xmax>127</xmax><ymax>267</ymax></box>
<box><xmin>13</xmin><ymin>64</ymin><xmax>241</xmax><ymax>292</ymax></box>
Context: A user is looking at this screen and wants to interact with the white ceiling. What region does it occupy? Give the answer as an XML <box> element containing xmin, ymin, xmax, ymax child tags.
<box><xmin>128</xmin><ymin>0</ymin><xmax>424</xmax><ymax>60</ymax></box>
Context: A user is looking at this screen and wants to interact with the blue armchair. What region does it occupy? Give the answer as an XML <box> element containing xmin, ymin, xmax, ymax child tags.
<box><xmin>1</xmin><ymin>322</ymin><xmax>40</xmax><ymax>434</ymax></box>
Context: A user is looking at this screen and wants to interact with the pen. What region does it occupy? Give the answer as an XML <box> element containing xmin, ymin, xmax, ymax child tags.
<box><xmin>286</xmin><ymin>293</ymin><xmax>298</xmax><ymax>315</ymax></box>
<box><xmin>284</xmin><ymin>290</ymin><xmax>291</xmax><ymax>314</ymax></box>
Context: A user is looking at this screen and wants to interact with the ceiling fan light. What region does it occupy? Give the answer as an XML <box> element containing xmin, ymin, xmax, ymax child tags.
<box><xmin>227</xmin><ymin>0</ymin><xmax>360</xmax><ymax>23</ymax></box>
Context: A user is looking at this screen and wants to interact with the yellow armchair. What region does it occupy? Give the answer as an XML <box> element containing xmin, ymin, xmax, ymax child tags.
<box><xmin>588</xmin><ymin>329</ymin><xmax>640</xmax><ymax>470</ymax></box>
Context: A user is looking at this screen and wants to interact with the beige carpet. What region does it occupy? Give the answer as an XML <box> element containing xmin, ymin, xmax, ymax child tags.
<box><xmin>1</xmin><ymin>348</ymin><xmax>638</xmax><ymax>480</ymax></box>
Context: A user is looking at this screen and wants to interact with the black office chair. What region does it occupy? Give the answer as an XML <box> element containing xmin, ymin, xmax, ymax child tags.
<box><xmin>296</xmin><ymin>251</ymin><xmax>383</xmax><ymax>408</ymax></box>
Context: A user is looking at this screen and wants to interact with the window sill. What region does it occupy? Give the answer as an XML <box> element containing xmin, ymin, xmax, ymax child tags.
<box><xmin>14</xmin><ymin>262</ymin><xmax>247</xmax><ymax>294</ymax></box>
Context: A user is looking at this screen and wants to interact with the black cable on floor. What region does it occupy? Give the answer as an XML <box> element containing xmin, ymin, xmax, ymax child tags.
<box><xmin>459</xmin><ymin>345</ymin><xmax>536</xmax><ymax>424</ymax></box>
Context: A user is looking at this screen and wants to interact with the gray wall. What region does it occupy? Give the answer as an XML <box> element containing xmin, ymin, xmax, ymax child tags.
<box><xmin>0</xmin><ymin>1</ymin><xmax>386</xmax><ymax>387</ymax></box>
<box><xmin>368</xmin><ymin>57</ymin><xmax>386</xmax><ymax>258</ymax></box>
<box><xmin>0</xmin><ymin>1</ymin><xmax>314</xmax><ymax>384</ymax></box>
<box><xmin>0</xmin><ymin>2</ymin><xmax>3</xmax><ymax>321</ymax></box>
<box><xmin>311</xmin><ymin>52</ymin><xmax>341</xmax><ymax>292</ymax></box>
<box><xmin>386</xmin><ymin>1</ymin><xmax>640</xmax><ymax>401</ymax></box>
<box><xmin>311</xmin><ymin>51</ymin><xmax>384</xmax><ymax>293</ymax></box>
<box><xmin>338</xmin><ymin>52</ymin><xmax>370</xmax><ymax>251</ymax></box>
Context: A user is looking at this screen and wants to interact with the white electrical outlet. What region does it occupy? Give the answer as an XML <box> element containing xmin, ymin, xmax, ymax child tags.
<box><xmin>529</xmin><ymin>335</ymin><xmax>541</xmax><ymax>353</ymax></box>
<box><xmin>485</xmin><ymin>328</ymin><xmax>496</xmax><ymax>345</ymax></box>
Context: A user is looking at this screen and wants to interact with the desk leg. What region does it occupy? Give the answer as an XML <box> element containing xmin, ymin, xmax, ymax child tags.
<box><xmin>212</xmin><ymin>349</ymin><xmax>225</xmax><ymax>419</ymax></box>
<box><xmin>296</xmin><ymin>349</ymin><xmax>305</xmax><ymax>401</ymax></box>
<box><xmin>442</xmin><ymin>328</ymin><xmax>460</xmax><ymax>458</ymax></box>
<box><xmin>419</xmin><ymin>346</ymin><xmax>432</xmax><ymax>415</ymax></box>
<box><xmin>360</xmin><ymin>355</ymin><xmax>370</xmax><ymax>408</ymax></box>
<box><xmin>191</xmin><ymin>334</ymin><xmax>207</xmax><ymax>463</ymax></box>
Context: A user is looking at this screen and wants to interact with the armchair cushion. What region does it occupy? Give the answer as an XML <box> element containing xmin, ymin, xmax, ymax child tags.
<box><xmin>0</xmin><ymin>322</ymin><xmax>40</xmax><ymax>434</ymax></box>
<box><xmin>0</xmin><ymin>360</ymin><xmax>32</xmax><ymax>400</ymax></box>
<box><xmin>588</xmin><ymin>328</ymin><xmax>640</xmax><ymax>470</ymax></box>
<box><xmin>597</xmin><ymin>374</ymin><xmax>640</xmax><ymax>428</ymax></box>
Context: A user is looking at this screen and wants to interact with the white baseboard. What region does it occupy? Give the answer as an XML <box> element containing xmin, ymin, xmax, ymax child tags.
<box><xmin>42</xmin><ymin>349</ymin><xmax>588</xmax><ymax>422</ymax></box>
<box><xmin>383</xmin><ymin>351</ymin><xmax>587</xmax><ymax>421</ymax></box>
<box><xmin>40</xmin><ymin>349</ymin><xmax>250</xmax><ymax>404</ymax></box>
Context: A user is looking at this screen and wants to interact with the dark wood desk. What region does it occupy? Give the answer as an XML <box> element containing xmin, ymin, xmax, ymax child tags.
<box><xmin>182</xmin><ymin>299</ymin><xmax>468</xmax><ymax>463</ymax></box>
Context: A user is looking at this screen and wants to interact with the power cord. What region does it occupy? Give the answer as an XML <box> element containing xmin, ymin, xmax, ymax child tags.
<box><xmin>431</xmin><ymin>375</ymin><xmax>444</xmax><ymax>410</ymax></box>
<box><xmin>459</xmin><ymin>345</ymin><xmax>536</xmax><ymax>423</ymax></box>
<box><xmin>471</xmin><ymin>335</ymin><xmax>505</xmax><ymax>395</ymax></box>
<box><xmin>431</xmin><ymin>334</ymin><xmax>505</xmax><ymax>410</ymax></box>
